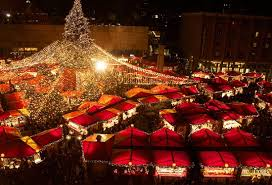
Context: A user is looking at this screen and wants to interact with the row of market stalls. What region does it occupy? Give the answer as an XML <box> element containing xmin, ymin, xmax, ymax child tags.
<box><xmin>0</xmin><ymin>91</ymin><xmax>30</xmax><ymax>129</ymax></box>
<box><xmin>63</xmin><ymin>85</ymin><xmax>201</xmax><ymax>135</ymax></box>
<box><xmin>81</xmin><ymin>126</ymin><xmax>272</xmax><ymax>178</ymax></box>
<box><xmin>0</xmin><ymin>126</ymin><xmax>63</xmax><ymax>169</ymax></box>
<box><xmin>192</xmin><ymin>70</ymin><xmax>263</xmax><ymax>81</ymax></box>
<box><xmin>160</xmin><ymin>100</ymin><xmax>258</xmax><ymax>134</ymax></box>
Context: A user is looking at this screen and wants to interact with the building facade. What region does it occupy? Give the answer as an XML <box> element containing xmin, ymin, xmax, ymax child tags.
<box><xmin>179</xmin><ymin>12</ymin><xmax>272</xmax><ymax>79</ymax></box>
<box><xmin>0</xmin><ymin>24</ymin><xmax>148</xmax><ymax>60</ymax></box>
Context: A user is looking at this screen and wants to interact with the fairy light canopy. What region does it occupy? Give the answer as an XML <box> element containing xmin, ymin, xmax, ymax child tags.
<box><xmin>0</xmin><ymin>0</ymin><xmax>187</xmax><ymax>126</ymax></box>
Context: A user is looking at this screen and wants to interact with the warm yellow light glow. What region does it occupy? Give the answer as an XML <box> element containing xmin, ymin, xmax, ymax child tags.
<box><xmin>128</xmin><ymin>161</ymin><xmax>132</xmax><ymax>166</ymax></box>
<box><xmin>95</xmin><ymin>60</ymin><xmax>108</xmax><ymax>71</ymax></box>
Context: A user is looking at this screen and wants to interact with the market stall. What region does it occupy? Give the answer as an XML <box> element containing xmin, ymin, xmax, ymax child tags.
<box><xmin>190</xmin><ymin>129</ymin><xmax>225</xmax><ymax>148</ymax></box>
<box><xmin>159</xmin><ymin>109</ymin><xmax>178</xmax><ymax>131</ymax></box>
<box><xmin>114</xmin><ymin>126</ymin><xmax>149</xmax><ymax>147</ymax></box>
<box><xmin>150</xmin><ymin>127</ymin><xmax>184</xmax><ymax>148</ymax></box>
<box><xmin>0</xmin><ymin>136</ymin><xmax>42</xmax><ymax>169</ymax></box>
<box><xmin>60</xmin><ymin>90</ymin><xmax>83</xmax><ymax>106</ymax></box>
<box><xmin>93</xmin><ymin>108</ymin><xmax>121</xmax><ymax>130</ymax></box>
<box><xmin>63</xmin><ymin>110</ymin><xmax>85</xmax><ymax>121</ymax></box>
<box><xmin>242</xmin><ymin>72</ymin><xmax>263</xmax><ymax>83</ymax></box>
<box><xmin>256</xmin><ymin>93</ymin><xmax>272</xmax><ymax>110</ymax></box>
<box><xmin>230</xmin><ymin>80</ymin><xmax>247</xmax><ymax>94</ymax></box>
<box><xmin>202</xmin><ymin>77</ymin><xmax>234</xmax><ymax>98</ymax></box>
<box><xmin>98</xmin><ymin>94</ymin><xmax>123</xmax><ymax>106</ymax></box>
<box><xmin>197</xmin><ymin>151</ymin><xmax>238</xmax><ymax>178</ymax></box>
<box><xmin>0</xmin><ymin>109</ymin><xmax>30</xmax><ymax>128</ymax></box>
<box><xmin>151</xmin><ymin>85</ymin><xmax>179</xmax><ymax>94</ymax></box>
<box><xmin>257</xmin><ymin>80</ymin><xmax>272</xmax><ymax>94</ymax></box>
<box><xmin>0</xmin><ymin>126</ymin><xmax>21</xmax><ymax>144</ymax></box>
<box><xmin>184</xmin><ymin>113</ymin><xmax>216</xmax><ymax>133</ymax></box>
<box><xmin>82</xmin><ymin>134</ymin><xmax>114</xmax><ymax>162</ymax></box>
<box><xmin>163</xmin><ymin>92</ymin><xmax>185</xmax><ymax>106</ymax></box>
<box><xmin>175</xmin><ymin>102</ymin><xmax>208</xmax><ymax>116</ymax></box>
<box><xmin>223</xmin><ymin>128</ymin><xmax>260</xmax><ymax>148</ymax></box>
<box><xmin>238</xmin><ymin>152</ymin><xmax>272</xmax><ymax>179</ymax></box>
<box><xmin>226</xmin><ymin>71</ymin><xmax>241</xmax><ymax>81</ymax></box>
<box><xmin>31</xmin><ymin>127</ymin><xmax>63</xmax><ymax>148</ymax></box>
<box><xmin>215</xmin><ymin>111</ymin><xmax>242</xmax><ymax>130</ymax></box>
<box><xmin>192</xmin><ymin>71</ymin><xmax>210</xmax><ymax>79</ymax></box>
<box><xmin>138</xmin><ymin>95</ymin><xmax>168</xmax><ymax>105</ymax></box>
<box><xmin>180</xmin><ymin>86</ymin><xmax>199</xmax><ymax>102</ymax></box>
<box><xmin>113</xmin><ymin>100</ymin><xmax>139</xmax><ymax>120</ymax></box>
<box><xmin>80</xmin><ymin>101</ymin><xmax>105</xmax><ymax>114</ymax></box>
<box><xmin>110</xmin><ymin>149</ymin><xmax>151</xmax><ymax>175</ymax></box>
<box><xmin>228</xmin><ymin>102</ymin><xmax>259</xmax><ymax>125</ymax></box>
<box><xmin>125</xmin><ymin>87</ymin><xmax>153</xmax><ymax>99</ymax></box>
<box><xmin>205</xmin><ymin>99</ymin><xmax>231</xmax><ymax>112</ymax></box>
<box><xmin>152</xmin><ymin>150</ymin><xmax>190</xmax><ymax>177</ymax></box>
<box><xmin>68</xmin><ymin>113</ymin><xmax>98</xmax><ymax>135</ymax></box>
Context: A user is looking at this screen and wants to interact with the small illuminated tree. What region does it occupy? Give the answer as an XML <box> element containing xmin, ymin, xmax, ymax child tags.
<box><xmin>63</xmin><ymin>0</ymin><xmax>92</xmax><ymax>47</ymax></box>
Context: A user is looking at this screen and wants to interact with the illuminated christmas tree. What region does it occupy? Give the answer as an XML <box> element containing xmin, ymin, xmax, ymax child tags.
<box><xmin>63</xmin><ymin>0</ymin><xmax>92</xmax><ymax>47</ymax></box>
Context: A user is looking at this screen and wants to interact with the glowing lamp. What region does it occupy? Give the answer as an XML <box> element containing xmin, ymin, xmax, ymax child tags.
<box><xmin>6</xmin><ymin>13</ymin><xmax>11</xmax><ymax>18</ymax></box>
<box><xmin>131</xmin><ymin>124</ymin><xmax>134</xmax><ymax>127</ymax></box>
<box><xmin>267</xmin><ymin>164</ymin><xmax>271</xmax><ymax>168</ymax></box>
<box><xmin>128</xmin><ymin>161</ymin><xmax>132</xmax><ymax>166</ymax></box>
<box><xmin>172</xmin><ymin>163</ymin><xmax>176</xmax><ymax>167</ymax></box>
<box><xmin>225</xmin><ymin>163</ymin><xmax>229</xmax><ymax>168</ymax></box>
<box><xmin>95</xmin><ymin>60</ymin><xmax>107</xmax><ymax>71</ymax></box>
<box><xmin>77</xmin><ymin>135</ymin><xmax>82</xmax><ymax>140</ymax></box>
<box><xmin>66</xmin><ymin>135</ymin><xmax>71</xmax><ymax>140</ymax></box>
<box><xmin>1</xmin><ymin>153</ymin><xmax>5</xmax><ymax>158</ymax></box>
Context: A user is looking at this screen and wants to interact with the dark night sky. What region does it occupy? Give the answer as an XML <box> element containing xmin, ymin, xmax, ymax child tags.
<box><xmin>1</xmin><ymin>0</ymin><xmax>272</xmax><ymax>25</ymax></box>
<box><xmin>31</xmin><ymin>0</ymin><xmax>272</xmax><ymax>16</ymax></box>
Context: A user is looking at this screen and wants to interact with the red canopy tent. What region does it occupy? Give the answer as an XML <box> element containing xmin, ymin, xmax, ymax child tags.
<box><xmin>152</xmin><ymin>150</ymin><xmax>190</xmax><ymax>167</ymax></box>
<box><xmin>190</xmin><ymin>129</ymin><xmax>225</xmax><ymax>148</ymax></box>
<box><xmin>223</xmin><ymin>128</ymin><xmax>260</xmax><ymax>147</ymax></box>
<box><xmin>230</xmin><ymin>80</ymin><xmax>247</xmax><ymax>88</ymax></box>
<box><xmin>31</xmin><ymin>127</ymin><xmax>63</xmax><ymax>148</ymax></box>
<box><xmin>111</xmin><ymin>149</ymin><xmax>151</xmax><ymax>166</ymax></box>
<box><xmin>0</xmin><ymin>138</ymin><xmax>39</xmax><ymax>158</ymax></box>
<box><xmin>228</xmin><ymin>102</ymin><xmax>258</xmax><ymax>117</ymax></box>
<box><xmin>215</xmin><ymin>111</ymin><xmax>242</xmax><ymax>121</ymax></box>
<box><xmin>176</xmin><ymin>102</ymin><xmax>208</xmax><ymax>116</ymax></box>
<box><xmin>98</xmin><ymin>95</ymin><xmax>123</xmax><ymax>106</ymax></box>
<box><xmin>69</xmin><ymin>114</ymin><xmax>98</xmax><ymax>127</ymax></box>
<box><xmin>184</xmin><ymin>114</ymin><xmax>214</xmax><ymax>125</ymax></box>
<box><xmin>163</xmin><ymin>92</ymin><xmax>185</xmax><ymax>100</ymax></box>
<box><xmin>160</xmin><ymin>109</ymin><xmax>178</xmax><ymax>126</ymax></box>
<box><xmin>243</xmin><ymin>72</ymin><xmax>263</xmax><ymax>79</ymax></box>
<box><xmin>214</xmin><ymin>72</ymin><xmax>226</xmax><ymax>77</ymax></box>
<box><xmin>93</xmin><ymin>108</ymin><xmax>120</xmax><ymax>122</ymax></box>
<box><xmin>238</xmin><ymin>152</ymin><xmax>272</xmax><ymax>168</ymax></box>
<box><xmin>180</xmin><ymin>86</ymin><xmax>199</xmax><ymax>96</ymax></box>
<box><xmin>212</xmin><ymin>77</ymin><xmax>228</xmax><ymax>85</ymax></box>
<box><xmin>82</xmin><ymin>134</ymin><xmax>114</xmax><ymax>162</ymax></box>
<box><xmin>151</xmin><ymin>85</ymin><xmax>179</xmax><ymax>94</ymax></box>
<box><xmin>205</xmin><ymin>99</ymin><xmax>231</xmax><ymax>112</ymax></box>
<box><xmin>150</xmin><ymin>128</ymin><xmax>184</xmax><ymax>148</ymax></box>
<box><xmin>226</xmin><ymin>71</ymin><xmax>241</xmax><ymax>77</ymax></box>
<box><xmin>125</xmin><ymin>87</ymin><xmax>153</xmax><ymax>98</ymax></box>
<box><xmin>138</xmin><ymin>95</ymin><xmax>168</xmax><ymax>104</ymax></box>
<box><xmin>113</xmin><ymin>100</ymin><xmax>138</xmax><ymax>112</ymax></box>
<box><xmin>198</xmin><ymin>151</ymin><xmax>238</xmax><ymax>167</ymax></box>
<box><xmin>114</xmin><ymin>127</ymin><xmax>149</xmax><ymax>147</ymax></box>
<box><xmin>0</xmin><ymin>126</ymin><xmax>21</xmax><ymax>144</ymax></box>
<box><xmin>257</xmin><ymin>93</ymin><xmax>272</xmax><ymax>104</ymax></box>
